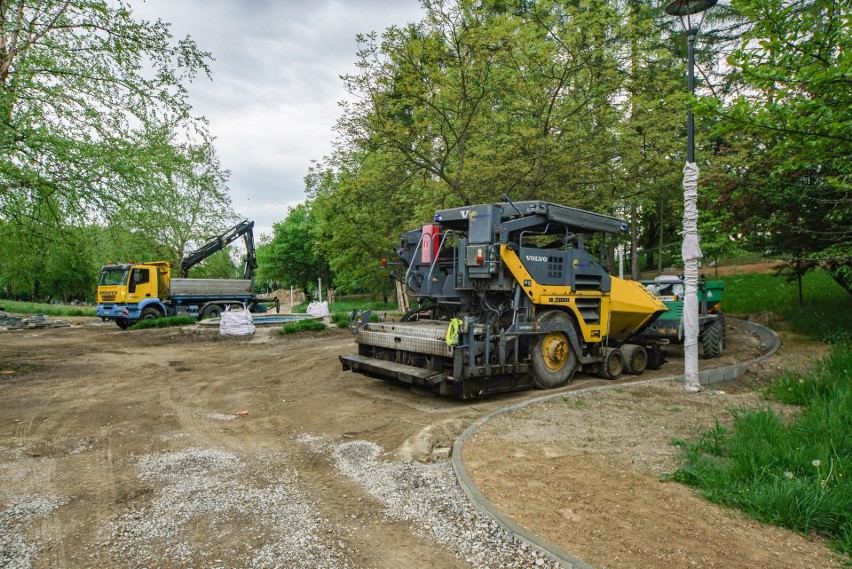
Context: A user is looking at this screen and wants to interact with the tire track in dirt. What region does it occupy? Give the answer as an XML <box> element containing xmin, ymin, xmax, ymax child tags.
<box><xmin>0</xmin><ymin>321</ymin><xmax>770</xmax><ymax>569</ymax></box>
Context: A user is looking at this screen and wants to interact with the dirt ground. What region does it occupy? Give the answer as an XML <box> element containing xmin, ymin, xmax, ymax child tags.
<box><xmin>463</xmin><ymin>333</ymin><xmax>839</xmax><ymax>569</ymax></box>
<box><xmin>0</xmin><ymin>316</ymin><xmax>842</xmax><ymax>568</ymax></box>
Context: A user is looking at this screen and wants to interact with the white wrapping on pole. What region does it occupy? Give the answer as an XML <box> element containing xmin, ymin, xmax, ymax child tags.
<box><xmin>682</xmin><ymin>161</ymin><xmax>702</xmax><ymax>392</ymax></box>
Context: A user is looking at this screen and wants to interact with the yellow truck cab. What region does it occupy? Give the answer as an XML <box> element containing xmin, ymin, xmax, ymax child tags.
<box><xmin>96</xmin><ymin>262</ymin><xmax>173</xmax><ymax>328</ymax></box>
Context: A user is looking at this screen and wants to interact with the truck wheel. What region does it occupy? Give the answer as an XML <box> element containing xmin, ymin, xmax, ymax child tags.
<box><xmin>645</xmin><ymin>345</ymin><xmax>666</xmax><ymax>369</ymax></box>
<box><xmin>531</xmin><ymin>311</ymin><xmax>578</xmax><ymax>389</ymax></box>
<box><xmin>646</xmin><ymin>345</ymin><xmax>666</xmax><ymax>370</ymax></box>
<box><xmin>202</xmin><ymin>304</ymin><xmax>222</xmax><ymax>320</ymax></box>
<box><xmin>702</xmin><ymin>317</ymin><xmax>724</xmax><ymax>359</ymax></box>
<box><xmin>140</xmin><ymin>307</ymin><xmax>161</xmax><ymax>321</ymax></box>
<box><xmin>596</xmin><ymin>347</ymin><xmax>624</xmax><ymax>380</ymax></box>
<box><xmin>115</xmin><ymin>318</ymin><xmax>131</xmax><ymax>330</ymax></box>
<box><xmin>620</xmin><ymin>344</ymin><xmax>647</xmax><ymax>375</ymax></box>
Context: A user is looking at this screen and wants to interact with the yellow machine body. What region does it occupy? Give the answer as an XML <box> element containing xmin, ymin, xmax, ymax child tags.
<box><xmin>500</xmin><ymin>245</ymin><xmax>667</xmax><ymax>343</ymax></box>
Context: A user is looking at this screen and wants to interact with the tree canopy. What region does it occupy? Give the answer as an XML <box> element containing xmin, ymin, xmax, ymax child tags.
<box><xmin>701</xmin><ymin>0</ymin><xmax>851</xmax><ymax>293</ymax></box>
<box><xmin>2</xmin><ymin>0</ymin><xmax>847</xmax><ymax>302</ymax></box>
<box><xmin>0</xmin><ymin>0</ymin><xmax>237</xmax><ymax>301</ymax></box>
<box><xmin>300</xmin><ymin>0</ymin><xmax>850</xmax><ymax>297</ymax></box>
<box><xmin>294</xmin><ymin>0</ymin><xmax>686</xmax><ymax>295</ymax></box>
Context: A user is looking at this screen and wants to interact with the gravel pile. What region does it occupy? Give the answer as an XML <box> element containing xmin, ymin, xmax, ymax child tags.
<box><xmin>0</xmin><ymin>494</ymin><xmax>66</xmax><ymax>569</ymax></box>
<box><xmin>107</xmin><ymin>448</ymin><xmax>352</xmax><ymax>569</ymax></box>
<box><xmin>299</xmin><ymin>434</ymin><xmax>561</xmax><ymax>569</ymax></box>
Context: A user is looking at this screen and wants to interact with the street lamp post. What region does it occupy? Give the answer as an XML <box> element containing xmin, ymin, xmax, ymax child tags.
<box><xmin>664</xmin><ymin>0</ymin><xmax>716</xmax><ymax>393</ymax></box>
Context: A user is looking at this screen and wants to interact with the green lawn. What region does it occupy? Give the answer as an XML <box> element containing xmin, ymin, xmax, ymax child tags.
<box><xmin>0</xmin><ymin>299</ymin><xmax>96</xmax><ymax>318</ymax></box>
<box><xmin>671</xmin><ymin>344</ymin><xmax>851</xmax><ymax>559</ymax></box>
<box><xmin>673</xmin><ymin>269</ymin><xmax>851</xmax><ymax>560</ymax></box>
<box><xmin>722</xmin><ymin>271</ymin><xmax>851</xmax><ymax>343</ymax></box>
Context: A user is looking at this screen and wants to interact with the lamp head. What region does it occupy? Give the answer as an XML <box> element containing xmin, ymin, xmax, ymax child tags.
<box><xmin>665</xmin><ymin>0</ymin><xmax>717</xmax><ymax>32</ymax></box>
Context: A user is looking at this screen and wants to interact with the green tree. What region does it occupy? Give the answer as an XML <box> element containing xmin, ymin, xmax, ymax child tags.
<box><xmin>256</xmin><ymin>204</ymin><xmax>327</xmax><ymax>297</ymax></box>
<box><xmin>105</xmin><ymin>128</ymin><xmax>236</xmax><ymax>267</ymax></box>
<box><xmin>701</xmin><ymin>0</ymin><xmax>851</xmax><ymax>293</ymax></box>
<box><xmin>323</xmin><ymin>0</ymin><xmax>686</xmax><ymax>288</ymax></box>
<box><xmin>340</xmin><ymin>0</ymin><xmax>658</xmax><ymax>208</ymax></box>
<box><xmin>0</xmin><ymin>0</ymin><xmax>212</xmax><ymax>222</ymax></box>
<box><xmin>307</xmin><ymin>155</ymin><xmax>415</xmax><ymax>300</ymax></box>
<box><xmin>0</xmin><ymin>215</ymin><xmax>103</xmax><ymax>302</ymax></box>
<box><xmin>0</xmin><ymin>1</ymin><xmax>236</xmax><ymax>299</ymax></box>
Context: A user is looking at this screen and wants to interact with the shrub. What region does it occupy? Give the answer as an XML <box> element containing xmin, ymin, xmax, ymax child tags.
<box><xmin>278</xmin><ymin>319</ymin><xmax>327</xmax><ymax>334</ymax></box>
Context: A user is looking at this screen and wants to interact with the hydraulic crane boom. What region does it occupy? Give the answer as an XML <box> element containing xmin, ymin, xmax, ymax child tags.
<box><xmin>180</xmin><ymin>220</ymin><xmax>258</xmax><ymax>280</ymax></box>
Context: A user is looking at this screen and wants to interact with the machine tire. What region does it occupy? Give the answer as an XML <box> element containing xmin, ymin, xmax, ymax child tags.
<box><xmin>140</xmin><ymin>307</ymin><xmax>161</xmax><ymax>322</ymax></box>
<box><xmin>531</xmin><ymin>310</ymin><xmax>578</xmax><ymax>389</ymax></box>
<box><xmin>646</xmin><ymin>345</ymin><xmax>666</xmax><ymax>370</ymax></box>
<box><xmin>620</xmin><ymin>344</ymin><xmax>648</xmax><ymax>375</ymax></box>
<box><xmin>202</xmin><ymin>304</ymin><xmax>223</xmax><ymax>320</ymax></box>
<box><xmin>596</xmin><ymin>347</ymin><xmax>624</xmax><ymax>380</ymax></box>
<box><xmin>115</xmin><ymin>318</ymin><xmax>131</xmax><ymax>330</ymax></box>
<box><xmin>702</xmin><ymin>316</ymin><xmax>724</xmax><ymax>359</ymax></box>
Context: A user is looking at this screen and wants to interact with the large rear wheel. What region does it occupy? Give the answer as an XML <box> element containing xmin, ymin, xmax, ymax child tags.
<box><xmin>531</xmin><ymin>311</ymin><xmax>578</xmax><ymax>389</ymax></box>
<box><xmin>702</xmin><ymin>316</ymin><xmax>724</xmax><ymax>359</ymax></box>
<box><xmin>140</xmin><ymin>307</ymin><xmax>161</xmax><ymax>322</ymax></box>
<box><xmin>201</xmin><ymin>304</ymin><xmax>223</xmax><ymax>320</ymax></box>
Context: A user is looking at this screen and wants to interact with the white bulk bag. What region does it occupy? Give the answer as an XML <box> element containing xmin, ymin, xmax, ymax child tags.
<box><xmin>219</xmin><ymin>304</ymin><xmax>256</xmax><ymax>336</ymax></box>
<box><xmin>306</xmin><ymin>301</ymin><xmax>329</xmax><ymax>317</ymax></box>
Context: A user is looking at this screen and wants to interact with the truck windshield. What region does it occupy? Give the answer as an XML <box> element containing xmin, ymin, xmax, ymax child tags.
<box><xmin>99</xmin><ymin>268</ymin><xmax>129</xmax><ymax>286</ymax></box>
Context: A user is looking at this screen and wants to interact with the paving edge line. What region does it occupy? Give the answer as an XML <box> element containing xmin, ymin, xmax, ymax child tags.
<box><xmin>452</xmin><ymin>317</ymin><xmax>780</xmax><ymax>569</ymax></box>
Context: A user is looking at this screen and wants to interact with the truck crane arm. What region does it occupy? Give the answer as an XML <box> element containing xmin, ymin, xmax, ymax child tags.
<box><xmin>180</xmin><ymin>220</ymin><xmax>257</xmax><ymax>279</ymax></box>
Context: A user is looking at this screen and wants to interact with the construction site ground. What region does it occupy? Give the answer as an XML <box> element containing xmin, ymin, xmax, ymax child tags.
<box><xmin>0</xmin><ymin>315</ymin><xmax>842</xmax><ymax>568</ymax></box>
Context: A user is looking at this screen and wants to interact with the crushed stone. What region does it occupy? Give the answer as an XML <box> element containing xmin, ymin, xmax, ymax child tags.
<box><xmin>299</xmin><ymin>434</ymin><xmax>562</xmax><ymax>569</ymax></box>
<box><xmin>0</xmin><ymin>494</ymin><xmax>66</xmax><ymax>569</ymax></box>
<box><xmin>107</xmin><ymin>448</ymin><xmax>353</xmax><ymax>568</ymax></box>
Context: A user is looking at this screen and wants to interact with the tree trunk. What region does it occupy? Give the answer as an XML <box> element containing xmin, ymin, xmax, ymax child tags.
<box><xmin>658</xmin><ymin>197</ymin><xmax>664</xmax><ymax>275</ymax></box>
<box><xmin>797</xmin><ymin>259</ymin><xmax>804</xmax><ymax>306</ymax></box>
<box><xmin>630</xmin><ymin>200</ymin><xmax>639</xmax><ymax>280</ymax></box>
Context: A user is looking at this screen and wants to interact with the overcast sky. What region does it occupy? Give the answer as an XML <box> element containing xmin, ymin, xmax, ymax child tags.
<box><xmin>131</xmin><ymin>0</ymin><xmax>424</xmax><ymax>237</ymax></box>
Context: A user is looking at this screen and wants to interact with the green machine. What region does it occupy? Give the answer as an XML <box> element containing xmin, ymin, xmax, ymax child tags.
<box><xmin>638</xmin><ymin>276</ymin><xmax>725</xmax><ymax>358</ymax></box>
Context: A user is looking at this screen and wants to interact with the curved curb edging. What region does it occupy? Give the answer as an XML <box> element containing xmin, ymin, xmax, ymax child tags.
<box><xmin>452</xmin><ymin>318</ymin><xmax>780</xmax><ymax>569</ymax></box>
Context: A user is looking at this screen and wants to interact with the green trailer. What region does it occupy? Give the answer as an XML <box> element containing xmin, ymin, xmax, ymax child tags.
<box><xmin>637</xmin><ymin>276</ymin><xmax>725</xmax><ymax>358</ymax></box>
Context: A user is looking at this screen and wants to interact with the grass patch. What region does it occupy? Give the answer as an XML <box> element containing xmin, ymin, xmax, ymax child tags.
<box><xmin>562</xmin><ymin>395</ymin><xmax>587</xmax><ymax>409</ymax></box>
<box><xmin>721</xmin><ymin>271</ymin><xmax>851</xmax><ymax>343</ymax></box>
<box><xmin>129</xmin><ymin>316</ymin><xmax>197</xmax><ymax>330</ymax></box>
<box><xmin>0</xmin><ymin>299</ymin><xmax>96</xmax><ymax>317</ymax></box>
<box><xmin>670</xmin><ymin>344</ymin><xmax>851</xmax><ymax>558</ymax></box>
<box><xmin>0</xmin><ymin>356</ymin><xmax>37</xmax><ymax>376</ymax></box>
<box><xmin>278</xmin><ymin>319</ymin><xmax>328</xmax><ymax>334</ymax></box>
